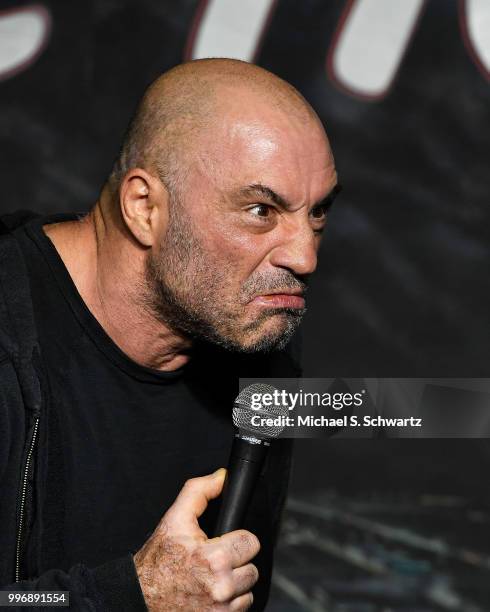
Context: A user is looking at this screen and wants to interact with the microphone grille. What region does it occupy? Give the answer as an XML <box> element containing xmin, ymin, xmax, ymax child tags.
<box><xmin>233</xmin><ymin>383</ymin><xmax>289</xmax><ymax>440</ymax></box>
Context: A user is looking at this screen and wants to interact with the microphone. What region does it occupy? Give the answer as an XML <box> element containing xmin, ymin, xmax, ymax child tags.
<box><xmin>214</xmin><ymin>383</ymin><xmax>289</xmax><ymax>536</ymax></box>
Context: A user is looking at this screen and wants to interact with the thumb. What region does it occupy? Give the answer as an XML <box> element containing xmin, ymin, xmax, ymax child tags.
<box><xmin>164</xmin><ymin>468</ymin><xmax>227</xmax><ymax>536</ymax></box>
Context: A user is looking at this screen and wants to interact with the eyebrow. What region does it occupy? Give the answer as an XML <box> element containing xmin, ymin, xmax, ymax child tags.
<box><xmin>314</xmin><ymin>183</ymin><xmax>342</xmax><ymax>211</ymax></box>
<box><xmin>238</xmin><ymin>182</ymin><xmax>342</xmax><ymax>211</ymax></box>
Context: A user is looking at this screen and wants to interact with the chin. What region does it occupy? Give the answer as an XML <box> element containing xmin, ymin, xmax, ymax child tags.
<box><xmin>234</xmin><ymin>315</ymin><xmax>299</xmax><ymax>353</ymax></box>
<box><xmin>199</xmin><ymin>308</ymin><xmax>302</xmax><ymax>354</ymax></box>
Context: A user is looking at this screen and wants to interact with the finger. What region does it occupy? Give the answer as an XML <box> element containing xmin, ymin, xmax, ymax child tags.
<box><xmin>232</xmin><ymin>563</ymin><xmax>259</xmax><ymax>596</ymax></box>
<box><xmin>230</xmin><ymin>592</ymin><xmax>254</xmax><ymax>611</ymax></box>
<box><xmin>164</xmin><ymin>469</ymin><xmax>226</xmax><ymax>531</ymax></box>
<box><xmin>215</xmin><ymin>530</ymin><xmax>260</xmax><ymax>568</ymax></box>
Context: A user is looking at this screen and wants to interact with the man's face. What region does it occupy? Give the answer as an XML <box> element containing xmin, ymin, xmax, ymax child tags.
<box><xmin>146</xmin><ymin>102</ymin><xmax>338</xmax><ymax>352</ymax></box>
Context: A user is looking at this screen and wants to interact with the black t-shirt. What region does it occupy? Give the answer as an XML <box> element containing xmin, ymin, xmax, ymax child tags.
<box><xmin>14</xmin><ymin>213</ymin><xmax>296</xmax><ymax>611</ymax></box>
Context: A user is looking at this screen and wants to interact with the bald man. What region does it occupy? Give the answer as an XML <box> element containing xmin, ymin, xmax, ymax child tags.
<box><xmin>0</xmin><ymin>59</ymin><xmax>339</xmax><ymax>611</ymax></box>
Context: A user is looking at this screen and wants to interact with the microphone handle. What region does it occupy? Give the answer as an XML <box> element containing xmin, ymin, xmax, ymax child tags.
<box><xmin>214</xmin><ymin>435</ymin><xmax>269</xmax><ymax>536</ymax></box>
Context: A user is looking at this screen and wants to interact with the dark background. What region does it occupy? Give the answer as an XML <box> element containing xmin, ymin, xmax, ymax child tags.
<box><xmin>1</xmin><ymin>1</ymin><xmax>489</xmax><ymax>609</ymax></box>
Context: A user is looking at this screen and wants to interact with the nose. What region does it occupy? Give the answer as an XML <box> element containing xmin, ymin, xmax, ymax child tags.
<box><xmin>268</xmin><ymin>219</ymin><xmax>318</xmax><ymax>277</ymax></box>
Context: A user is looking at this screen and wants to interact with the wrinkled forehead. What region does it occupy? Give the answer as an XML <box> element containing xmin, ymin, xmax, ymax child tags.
<box><xmin>193</xmin><ymin>105</ymin><xmax>335</xmax><ymax>203</ymax></box>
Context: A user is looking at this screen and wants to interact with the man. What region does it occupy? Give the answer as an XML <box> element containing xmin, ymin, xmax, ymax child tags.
<box><xmin>0</xmin><ymin>58</ymin><xmax>338</xmax><ymax>610</ymax></box>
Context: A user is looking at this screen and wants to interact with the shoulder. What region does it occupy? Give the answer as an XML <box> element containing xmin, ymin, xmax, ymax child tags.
<box><xmin>0</xmin><ymin>226</ymin><xmax>40</xmax><ymax>392</ymax></box>
<box><xmin>0</xmin><ymin>231</ymin><xmax>31</xmax><ymax>354</ymax></box>
<box><xmin>0</xmin><ymin>234</ymin><xmax>23</xmax><ymax>354</ymax></box>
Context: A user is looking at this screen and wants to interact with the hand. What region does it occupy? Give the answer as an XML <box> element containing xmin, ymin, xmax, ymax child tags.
<box><xmin>133</xmin><ymin>468</ymin><xmax>260</xmax><ymax>611</ymax></box>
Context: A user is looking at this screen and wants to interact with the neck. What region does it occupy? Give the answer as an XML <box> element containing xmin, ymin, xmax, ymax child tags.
<box><xmin>43</xmin><ymin>191</ymin><xmax>192</xmax><ymax>371</ymax></box>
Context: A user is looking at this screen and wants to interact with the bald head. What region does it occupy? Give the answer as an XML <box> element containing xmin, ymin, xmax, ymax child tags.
<box><xmin>109</xmin><ymin>58</ymin><xmax>321</xmax><ymax>201</ymax></box>
<box><xmin>99</xmin><ymin>58</ymin><xmax>337</xmax><ymax>354</ymax></box>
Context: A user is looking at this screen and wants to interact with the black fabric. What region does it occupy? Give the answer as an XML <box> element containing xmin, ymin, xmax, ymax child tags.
<box><xmin>0</xmin><ymin>224</ymin><xmax>43</xmax><ymax>589</ymax></box>
<box><xmin>92</xmin><ymin>554</ymin><xmax>148</xmax><ymax>612</ymax></box>
<box><xmin>0</xmin><ymin>212</ymin><xmax>297</xmax><ymax>610</ymax></box>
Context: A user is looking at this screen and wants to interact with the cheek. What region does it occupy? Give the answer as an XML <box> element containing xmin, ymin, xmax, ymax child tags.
<box><xmin>203</xmin><ymin>224</ymin><xmax>270</xmax><ymax>282</ymax></box>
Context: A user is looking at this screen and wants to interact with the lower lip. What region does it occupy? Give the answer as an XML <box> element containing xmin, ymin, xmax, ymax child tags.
<box><xmin>253</xmin><ymin>294</ymin><xmax>305</xmax><ymax>308</ymax></box>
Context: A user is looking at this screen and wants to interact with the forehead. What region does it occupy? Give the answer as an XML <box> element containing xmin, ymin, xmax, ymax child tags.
<box><xmin>193</xmin><ymin>103</ymin><xmax>335</xmax><ymax>204</ymax></box>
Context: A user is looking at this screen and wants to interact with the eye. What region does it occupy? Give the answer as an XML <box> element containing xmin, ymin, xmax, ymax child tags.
<box><xmin>310</xmin><ymin>204</ymin><xmax>327</xmax><ymax>220</ymax></box>
<box><xmin>248</xmin><ymin>204</ymin><xmax>273</xmax><ymax>218</ymax></box>
<box><xmin>310</xmin><ymin>204</ymin><xmax>328</xmax><ymax>234</ymax></box>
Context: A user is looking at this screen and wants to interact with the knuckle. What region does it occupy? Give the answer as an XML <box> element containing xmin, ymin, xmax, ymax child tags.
<box><xmin>246</xmin><ymin>592</ymin><xmax>254</xmax><ymax>609</ymax></box>
<box><xmin>249</xmin><ymin>532</ymin><xmax>261</xmax><ymax>554</ymax></box>
<box><xmin>209</xmin><ymin>547</ymin><xmax>229</xmax><ymax>572</ymax></box>
<box><xmin>235</xmin><ymin>533</ymin><xmax>250</xmax><ymax>554</ymax></box>
<box><xmin>238</xmin><ymin>531</ymin><xmax>260</xmax><ymax>556</ymax></box>
<box><xmin>211</xmin><ymin>578</ymin><xmax>234</xmax><ymax>603</ymax></box>
<box><xmin>247</xmin><ymin>564</ymin><xmax>259</xmax><ymax>585</ymax></box>
<box><xmin>183</xmin><ymin>477</ymin><xmax>199</xmax><ymax>491</ymax></box>
<box><xmin>156</xmin><ymin>518</ymin><xmax>170</xmax><ymax>536</ymax></box>
<box><xmin>231</xmin><ymin>592</ymin><xmax>254</xmax><ymax>611</ymax></box>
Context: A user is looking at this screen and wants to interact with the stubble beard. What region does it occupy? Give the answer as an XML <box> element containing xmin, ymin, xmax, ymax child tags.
<box><xmin>143</xmin><ymin>201</ymin><xmax>306</xmax><ymax>353</ymax></box>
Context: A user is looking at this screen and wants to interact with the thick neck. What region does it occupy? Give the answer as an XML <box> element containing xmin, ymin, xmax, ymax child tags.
<box><xmin>42</xmin><ymin>193</ymin><xmax>192</xmax><ymax>372</ymax></box>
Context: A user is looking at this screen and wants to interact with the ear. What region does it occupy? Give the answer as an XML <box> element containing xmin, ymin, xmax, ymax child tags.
<box><xmin>119</xmin><ymin>168</ymin><xmax>169</xmax><ymax>247</ymax></box>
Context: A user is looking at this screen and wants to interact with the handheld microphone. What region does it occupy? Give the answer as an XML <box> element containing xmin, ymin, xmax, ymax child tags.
<box><xmin>214</xmin><ymin>383</ymin><xmax>289</xmax><ymax>536</ymax></box>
